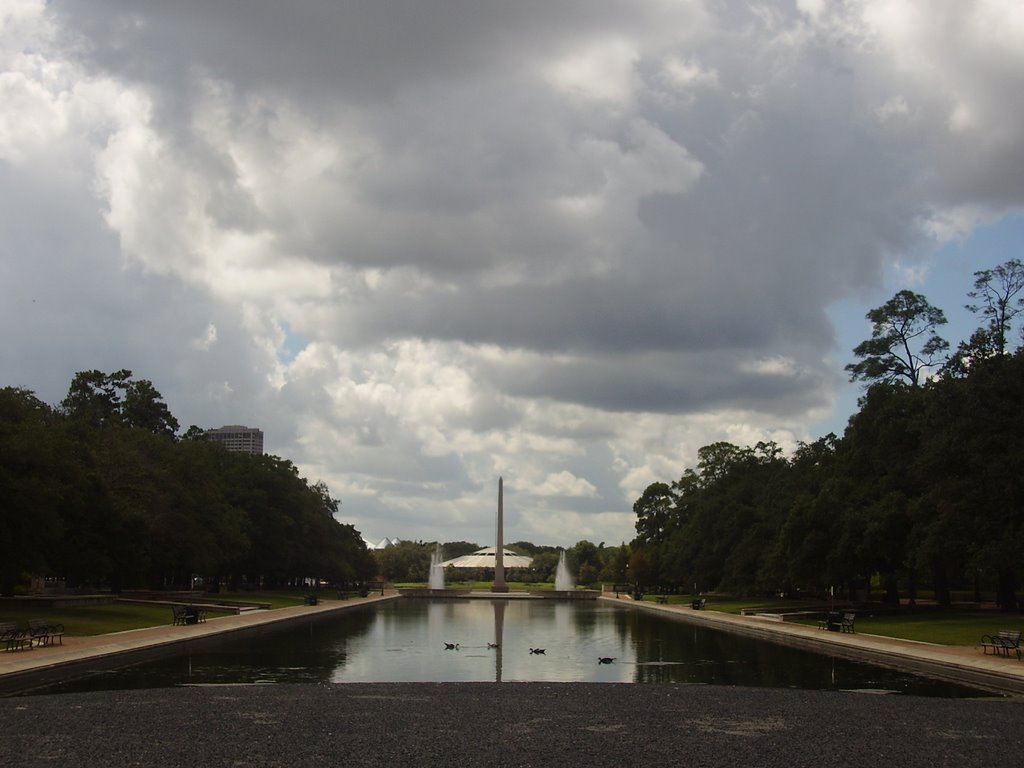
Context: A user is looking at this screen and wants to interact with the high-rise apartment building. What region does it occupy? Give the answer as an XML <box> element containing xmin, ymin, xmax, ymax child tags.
<box><xmin>205</xmin><ymin>425</ymin><xmax>264</xmax><ymax>455</ymax></box>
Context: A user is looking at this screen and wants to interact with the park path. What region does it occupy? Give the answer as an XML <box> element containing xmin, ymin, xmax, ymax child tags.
<box><xmin>0</xmin><ymin>593</ymin><xmax>396</xmax><ymax>690</ymax></box>
<box><xmin>3</xmin><ymin>592</ymin><xmax>1024</xmax><ymax>695</ymax></box>
<box><xmin>617</xmin><ymin>596</ymin><xmax>1024</xmax><ymax>695</ymax></box>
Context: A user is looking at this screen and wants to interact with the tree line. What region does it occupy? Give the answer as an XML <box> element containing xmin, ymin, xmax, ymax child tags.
<box><xmin>0</xmin><ymin>370</ymin><xmax>376</xmax><ymax>596</ymax></box>
<box><xmin>372</xmin><ymin>538</ymin><xmax>630</xmax><ymax>586</ymax></box>
<box><xmin>630</xmin><ymin>260</ymin><xmax>1024</xmax><ymax>610</ymax></box>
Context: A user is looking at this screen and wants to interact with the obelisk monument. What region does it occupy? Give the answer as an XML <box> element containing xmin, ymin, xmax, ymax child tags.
<box><xmin>492</xmin><ymin>476</ymin><xmax>508</xmax><ymax>592</ymax></box>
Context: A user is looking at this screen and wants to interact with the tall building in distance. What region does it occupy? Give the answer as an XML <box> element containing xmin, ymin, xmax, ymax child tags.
<box><xmin>205</xmin><ymin>425</ymin><xmax>264</xmax><ymax>455</ymax></box>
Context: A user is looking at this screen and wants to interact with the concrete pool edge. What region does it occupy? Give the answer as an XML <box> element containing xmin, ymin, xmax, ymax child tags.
<box><xmin>3</xmin><ymin>592</ymin><xmax>1023</xmax><ymax>697</ymax></box>
<box><xmin>0</xmin><ymin>594</ymin><xmax>398</xmax><ymax>695</ymax></box>
<box><xmin>614</xmin><ymin>596</ymin><xmax>1024</xmax><ymax>696</ymax></box>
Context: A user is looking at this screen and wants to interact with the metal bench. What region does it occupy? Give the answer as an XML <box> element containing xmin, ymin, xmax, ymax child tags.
<box><xmin>839</xmin><ymin>612</ymin><xmax>856</xmax><ymax>633</ymax></box>
<box><xmin>26</xmin><ymin>618</ymin><xmax>64</xmax><ymax>646</ymax></box>
<box><xmin>981</xmin><ymin>630</ymin><xmax>1022</xmax><ymax>660</ymax></box>
<box><xmin>818</xmin><ymin>611</ymin><xmax>852</xmax><ymax>631</ymax></box>
<box><xmin>171</xmin><ymin>605</ymin><xmax>207</xmax><ymax>625</ymax></box>
<box><xmin>1</xmin><ymin>622</ymin><xmax>31</xmax><ymax>651</ymax></box>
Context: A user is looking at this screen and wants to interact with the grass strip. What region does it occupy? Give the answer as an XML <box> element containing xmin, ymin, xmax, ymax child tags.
<box><xmin>641</xmin><ymin>596</ymin><xmax>1014</xmax><ymax>647</ymax></box>
<box><xmin>0</xmin><ymin>603</ymin><xmax>231</xmax><ymax>636</ymax></box>
<box><xmin>4</xmin><ymin>593</ymin><xmax>1015</xmax><ymax>647</ymax></box>
<box><xmin>800</xmin><ymin>612</ymin><xmax>1015</xmax><ymax>647</ymax></box>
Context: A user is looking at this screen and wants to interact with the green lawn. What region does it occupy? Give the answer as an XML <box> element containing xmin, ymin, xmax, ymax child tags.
<box><xmin>5</xmin><ymin>592</ymin><xmax>1017</xmax><ymax>647</ymax></box>
<box><xmin>639</xmin><ymin>595</ymin><xmax>1019</xmax><ymax>647</ymax></box>
<box><xmin>0</xmin><ymin>592</ymin><xmax>317</xmax><ymax>636</ymax></box>
<box><xmin>665</xmin><ymin>596</ymin><xmax>800</xmax><ymax>614</ymax></box>
<box><xmin>794</xmin><ymin>611</ymin><xmax>1021</xmax><ymax>647</ymax></box>
<box><xmin>0</xmin><ymin>603</ymin><xmax>232</xmax><ymax>636</ymax></box>
<box><xmin>211</xmin><ymin>592</ymin><xmax>308</xmax><ymax>609</ymax></box>
<box><xmin>0</xmin><ymin>590</ymin><xmax>360</xmax><ymax>637</ymax></box>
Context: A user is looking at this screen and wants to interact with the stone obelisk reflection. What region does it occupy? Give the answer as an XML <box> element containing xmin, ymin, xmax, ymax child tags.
<box><xmin>493</xmin><ymin>599</ymin><xmax>506</xmax><ymax>682</ymax></box>
<box><xmin>492</xmin><ymin>476</ymin><xmax>508</xmax><ymax>592</ymax></box>
<box><xmin>492</xmin><ymin>476</ymin><xmax>508</xmax><ymax>680</ymax></box>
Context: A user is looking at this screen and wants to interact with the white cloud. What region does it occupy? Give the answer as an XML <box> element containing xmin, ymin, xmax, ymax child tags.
<box><xmin>544</xmin><ymin>37</ymin><xmax>640</xmax><ymax>104</ymax></box>
<box><xmin>3</xmin><ymin>0</ymin><xmax>1023</xmax><ymax>547</ymax></box>
<box><xmin>659</xmin><ymin>55</ymin><xmax>718</xmax><ymax>91</ymax></box>
<box><xmin>796</xmin><ymin>0</ymin><xmax>827</xmax><ymax>20</ymax></box>
<box><xmin>874</xmin><ymin>95</ymin><xmax>911</xmax><ymax>124</ymax></box>
<box><xmin>531</xmin><ymin>471</ymin><xmax>599</xmax><ymax>498</ymax></box>
<box><xmin>192</xmin><ymin>323</ymin><xmax>218</xmax><ymax>351</ymax></box>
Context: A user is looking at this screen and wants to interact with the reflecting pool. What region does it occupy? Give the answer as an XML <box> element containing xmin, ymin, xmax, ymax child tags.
<box><xmin>32</xmin><ymin>599</ymin><xmax>992</xmax><ymax>697</ymax></box>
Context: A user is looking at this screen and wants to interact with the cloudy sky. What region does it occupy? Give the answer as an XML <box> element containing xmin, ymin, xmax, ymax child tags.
<box><xmin>2</xmin><ymin>1</ymin><xmax>1023</xmax><ymax>548</ymax></box>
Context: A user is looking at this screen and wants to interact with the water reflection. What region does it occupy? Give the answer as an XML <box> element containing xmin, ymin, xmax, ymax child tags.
<box><xmin>493</xmin><ymin>599</ymin><xmax>505</xmax><ymax>682</ymax></box>
<box><xmin>27</xmin><ymin>599</ymin><xmax>992</xmax><ymax>697</ymax></box>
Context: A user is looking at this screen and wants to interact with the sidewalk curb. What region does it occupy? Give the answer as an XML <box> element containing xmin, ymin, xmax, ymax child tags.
<box><xmin>614</xmin><ymin>597</ymin><xmax>1024</xmax><ymax>696</ymax></box>
<box><xmin>0</xmin><ymin>595</ymin><xmax>397</xmax><ymax>696</ymax></box>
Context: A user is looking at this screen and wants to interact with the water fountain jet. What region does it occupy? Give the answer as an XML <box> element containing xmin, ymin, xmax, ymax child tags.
<box><xmin>429</xmin><ymin>544</ymin><xmax>445</xmax><ymax>591</ymax></box>
<box><xmin>555</xmin><ymin>550</ymin><xmax>575</xmax><ymax>592</ymax></box>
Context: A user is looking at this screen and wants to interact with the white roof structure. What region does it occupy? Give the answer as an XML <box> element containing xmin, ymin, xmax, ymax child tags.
<box><xmin>363</xmin><ymin>536</ymin><xmax>400</xmax><ymax>550</ymax></box>
<box><xmin>440</xmin><ymin>547</ymin><xmax>533</xmax><ymax>569</ymax></box>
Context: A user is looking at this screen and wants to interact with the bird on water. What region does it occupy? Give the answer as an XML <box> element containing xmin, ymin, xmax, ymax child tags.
<box><xmin>598</xmin><ymin>657</ymin><xmax>615</xmax><ymax>664</ymax></box>
<box><xmin>529</xmin><ymin>648</ymin><xmax>546</xmax><ymax>654</ymax></box>
<box><xmin>444</xmin><ymin>642</ymin><xmax>459</xmax><ymax>650</ymax></box>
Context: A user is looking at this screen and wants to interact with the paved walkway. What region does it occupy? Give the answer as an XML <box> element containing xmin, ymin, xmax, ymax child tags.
<box><xmin>0</xmin><ymin>593</ymin><xmax>397</xmax><ymax>692</ymax></box>
<box><xmin>3</xmin><ymin>594</ymin><xmax>1024</xmax><ymax>768</ymax></box>
<box><xmin>618</xmin><ymin>597</ymin><xmax>1024</xmax><ymax>695</ymax></box>
<box><xmin>4</xmin><ymin>680</ymin><xmax>1024</xmax><ymax>768</ymax></box>
<box><xmin>3</xmin><ymin>593</ymin><xmax>1023</xmax><ymax>694</ymax></box>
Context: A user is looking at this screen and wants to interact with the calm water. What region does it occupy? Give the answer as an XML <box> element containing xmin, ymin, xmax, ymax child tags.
<box><xmin>32</xmin><ymin>599</ymin><xmax>991</xmax><ymax>696</ymax></box>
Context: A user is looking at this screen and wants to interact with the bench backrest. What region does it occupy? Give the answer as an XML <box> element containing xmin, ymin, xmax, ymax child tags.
<box><xmin>998</xmin><ymin>630</ymin><xmax>1022</xmax><ymax>644</ymax></box>
<box><xmin>0</xmin><ymin>622</ymin><xmax>18</xmax><ymax>633</ymax></box>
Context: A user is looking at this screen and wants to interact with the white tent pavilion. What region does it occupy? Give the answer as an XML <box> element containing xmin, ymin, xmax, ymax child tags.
<box><xmin>440</xmin><ymin>546</ymin><xmax>533</xmax><ymax>569</ymax></box>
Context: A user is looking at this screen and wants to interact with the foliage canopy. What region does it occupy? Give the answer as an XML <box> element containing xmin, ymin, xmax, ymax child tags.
<box><xmin>1</xmin><ymin>372</ymin><xmax>375</xmax><ymax>595</ymax></box>
<box><xmin>634</xmin><ymin>262</ymin><xmax>1024</xmax><ymax>611</ymax></box>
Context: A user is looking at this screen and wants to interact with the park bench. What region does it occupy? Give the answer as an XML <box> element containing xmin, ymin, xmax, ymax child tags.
<box><xmin>691</xmin><ymin>598</ymin><xmax>707</xmax><ymax>610</ymax></box>
<box><xmin>26</xmin><ymin>618</ymin><xmax>64</xmax><ymax>646</ymax></box>
<box><xmin>981</xmin><ymin>630</ymin><xmax>1022</xmax><ymax>660</ymax></box>
<box><xmin>818</xmin><ymin>611</ymin><xmax>853</xmax><ymax>631</ymax></box>
<box><xmin>171</xmin><ymin>606</ymin><xmax>206</xmax><ymax>625</ymax></box>
<box><xmin>305</xmin><ymin>594</ymin><xmax>319</xmax><ymax>606</ymax></box>
<box><xmin>1</xmin><ymin>622</ymin><xmax>31</xmax><ymax>652</ymax></box>
<box><xmin>656</xmin><ymin>595</ymin><xmax>669</xmax><ymax>604</ymax></box>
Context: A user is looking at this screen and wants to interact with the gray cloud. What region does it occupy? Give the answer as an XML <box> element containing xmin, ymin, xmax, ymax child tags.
<box><xmin>3</xmin><ymin>1</ymin><xmax>1022</xmax><ymax>546</ymax></box>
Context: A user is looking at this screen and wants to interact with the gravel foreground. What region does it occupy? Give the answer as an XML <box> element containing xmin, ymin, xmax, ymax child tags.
<box><xmin>2</xmin><ymin>683</ymin><xmax>1022</xmax><ymax>768</ymax></box>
